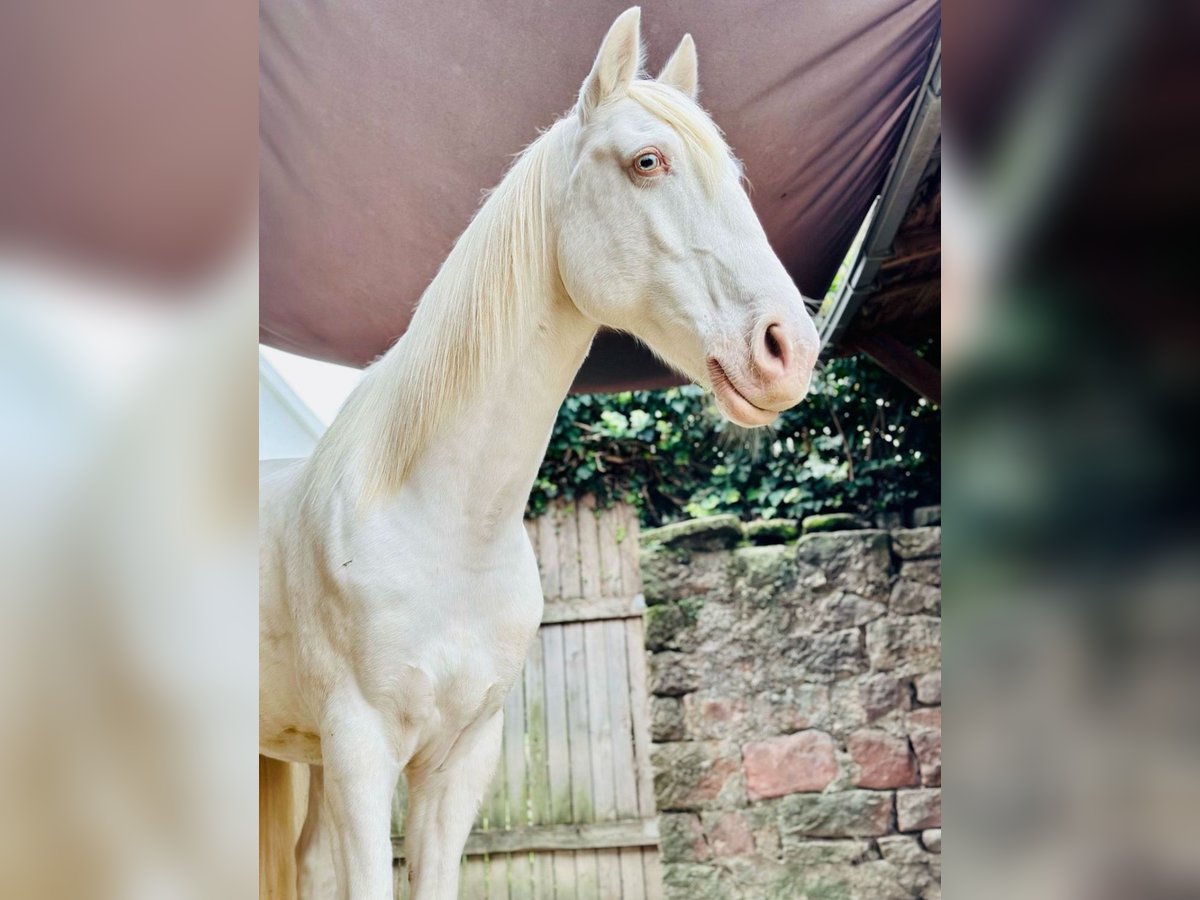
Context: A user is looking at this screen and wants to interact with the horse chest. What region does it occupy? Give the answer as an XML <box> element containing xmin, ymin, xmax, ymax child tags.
<box><xmin>343</xmin><ymin>552</ymin><xmax>544</xmax><ymax>743</ymax></box>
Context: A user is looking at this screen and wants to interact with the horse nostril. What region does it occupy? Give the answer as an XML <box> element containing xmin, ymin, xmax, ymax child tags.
<box><xmin>763</xmin><ymin>323</ymin><xmax>789</xmax><ymax>368</ymax></box>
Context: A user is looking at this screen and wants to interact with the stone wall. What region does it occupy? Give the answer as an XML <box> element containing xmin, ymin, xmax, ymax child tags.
<box><xmin>639</xmin><ymin>512</ymin><xmax>941</xmax><ymax>900</ymax></box>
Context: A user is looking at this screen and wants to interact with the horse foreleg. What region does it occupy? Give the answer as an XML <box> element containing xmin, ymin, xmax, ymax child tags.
<box><xmin>321</xmin><ymin>700</ymin><xmax>401</xmax><ymax>900</ymax></box>
<box><xmin>296</xmin><ymin>766</ymin><xmax>337</xmax><ymax>900</ymax></box>
<box><xmin>403</xmin><ymin>710</ymin><xmax>504</xmax><ymax>900</ymax></box>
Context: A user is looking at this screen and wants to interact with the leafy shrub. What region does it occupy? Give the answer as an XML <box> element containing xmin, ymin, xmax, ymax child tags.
<box><xmin>529</xmin><ymin>352</ymin><xmax>939</xmax><ymax>527</ymax></box>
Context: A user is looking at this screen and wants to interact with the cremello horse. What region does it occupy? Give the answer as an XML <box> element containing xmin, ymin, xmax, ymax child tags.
<box><xmin>260</xmin><ymin>8</ymin><xmax>820</xmax><ymax>898</ymax></box>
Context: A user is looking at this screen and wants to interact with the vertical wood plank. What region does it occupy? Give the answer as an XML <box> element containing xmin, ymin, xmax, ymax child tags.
<box><xmin>485</xmin><ymin>726</ymin><xmax>509</xmax><ymax>829</ymax></box>
<box><xmin>576</xmin><ymin>496</ymin><xmax>601</xmax><ymax>599</ymax></box>
<box><xmin>541</xmin><ymin>627</ymin><xmax>573</xmax><ymax>825</ymax></box>
<box><xmin>556</xmin><ymin>502</ymin><xmax>581</xmax><ymax>599</ymax></box>
<box><xmin>573</xmin><ymin>849</ymin><xmax>599</xmax><ymax>900</ymax></box>
<box><xmin>524</xmin><ymin>632</ymin><xmax>552</xmax><ymax>827</ymax></box>
<box><xmin>624</xmin><ymin>619</ymin><xmax>656</xmax><ymax>819</ymax></box>
<box><xmin>583</xmin><ymin>623</ymin><xmax>616</xmax><ymax>823</ymax></box>
<box><xmin>642</xmin><ymin>848</ymin><xmax>664</xmax><ymax>900</ymax></box>
<box><xmin>563</xmin><ymin>622</ymin><xmax>593</xmax><ymax>823</ymax></box>
<box><xmin>462</xmin><ymin>858</ymin><xmax>487</xmax><ymax>900</ymax></box>
<box><xmin>488</xmin><ymin>854</ymin><xmax>510</xmax><ymax>900</ymax></box>
<box><xmin>596</xmin><ymin>503</ymin><xmax>622</xmax><ymax>598</ymax></box>
<box><xmin>504</xmin><ymin>681</ymin><xmax>528</xmax><ymax>830</ymax></box>
<box><xmin>606</xmin><ymin>622</ymin><xmax>639</xmax><ymax>819</ymax></box>
<box><xmin>595</xmin><ymin>849</ymin><xmax>623</xmax><ymax>898</ymax></box>
<box><xmin>537</xmin><ymin>512</ymin><xmax>562</xmax><ymax>601</ymax></box>
<box><xmin>617</xmin><ymin>504</ymin><xmax>642</xmax><ymax>596</ymax></box>
<box><xmin>551</xmin><ymin>851</ymin><xmax>575</xmax><ymax>900</ymax></box>
<box><xmin>534</xmin><ymin>852</ymin><xmax>555</xmax><ymax>900</ymax></box>
<box><xmin>508</xmin><ymin>852</ymin><xmax>533</xmax><ymax>900</ymax></box>
<box><xmin>618</xmin><ymin>848</ymin><xmax>646</xmax><ymax>900</ymax></box>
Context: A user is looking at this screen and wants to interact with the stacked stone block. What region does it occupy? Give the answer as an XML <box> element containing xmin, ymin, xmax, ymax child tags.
<box><xmin>640</xmin><ymin>511</ymin><xmax>942</xmax><ymax>899</ymax></box>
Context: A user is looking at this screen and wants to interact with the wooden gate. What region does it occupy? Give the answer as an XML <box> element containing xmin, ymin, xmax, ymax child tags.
<box><xmin>391</xmin><ymin>498</ymin><xmax>663</xmax><ymax>899</ymax></box>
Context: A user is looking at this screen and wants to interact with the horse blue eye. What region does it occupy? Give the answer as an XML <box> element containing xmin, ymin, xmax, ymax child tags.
<box><xmin>636</xmin><ymin>153</ymin><xmax>660</xmax><ymax>171</ymax></box>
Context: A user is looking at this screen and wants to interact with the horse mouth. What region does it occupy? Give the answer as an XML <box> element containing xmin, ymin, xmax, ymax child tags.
<box><xmin>706</xmin><ymin>357</ymin><xmax>778</xmax><ymax>428</ymax></box>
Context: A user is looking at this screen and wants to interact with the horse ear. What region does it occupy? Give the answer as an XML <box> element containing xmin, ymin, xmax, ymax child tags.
<box><xmin>578</xmin><ymin>7</ymin><xmax>643</xmax><ymax>122</ymax></box>
<box><xmin>657</xmin><ymin>34</ymin><xmax>698</xmax><ymax>99</ymax></box>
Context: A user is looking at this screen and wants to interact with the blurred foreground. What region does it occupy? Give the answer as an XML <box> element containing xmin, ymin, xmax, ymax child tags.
<box><xmin>945</xmin><ymin>0</ymin><xmax>1200</xmax><ymax>896</ymax></box>
<box><xmin>0</xmin><ymin>256</ymin><xmax>259</xmax><ymax>899</ymax></box>
<box><xmin>1</xmin><ymin>1</ymin><xmax>258</xmax><ymax>897</ymax></box>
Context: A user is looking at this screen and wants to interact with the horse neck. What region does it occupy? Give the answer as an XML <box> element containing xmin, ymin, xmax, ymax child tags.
<box><xmin>400</xmin><ymin>286</ymin><xmax>595</xmax><ymax>542</ymax></box>
<box><xmin>307</xmin><ymin>120</ymin><xmax>597</xmax><ymax>532</ymax></box>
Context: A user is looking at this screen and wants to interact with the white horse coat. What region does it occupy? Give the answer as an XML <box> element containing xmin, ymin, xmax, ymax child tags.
<box><xmin>260</xmin><ymin>9</ymin><xmax>819</xmax><ymax>899</ymax></box>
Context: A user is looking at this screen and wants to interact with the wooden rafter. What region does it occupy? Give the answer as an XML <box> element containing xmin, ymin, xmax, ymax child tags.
<box><xmin>847</xmin><ymin>331</ymin><xmax>941</xmax><ymax>405</ymax></box>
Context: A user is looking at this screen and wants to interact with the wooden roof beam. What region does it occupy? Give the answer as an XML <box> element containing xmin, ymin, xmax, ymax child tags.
<box><xmin>847</xmin><ymin>331</ymin><xmax>941</xmax><ymax>405</ymax></box>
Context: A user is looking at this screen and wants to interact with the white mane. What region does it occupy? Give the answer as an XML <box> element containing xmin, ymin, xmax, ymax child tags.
<box><xmin>302</xmin><ymin>125</ymin><xmax>564</xmax><ymax>506</ymax></box>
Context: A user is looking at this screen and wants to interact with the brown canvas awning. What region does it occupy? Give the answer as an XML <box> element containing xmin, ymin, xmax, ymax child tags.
<box><xmin>259</xmin><ymin>1</ymin><xmax>940</xmax><ymax>390</ymax></box>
